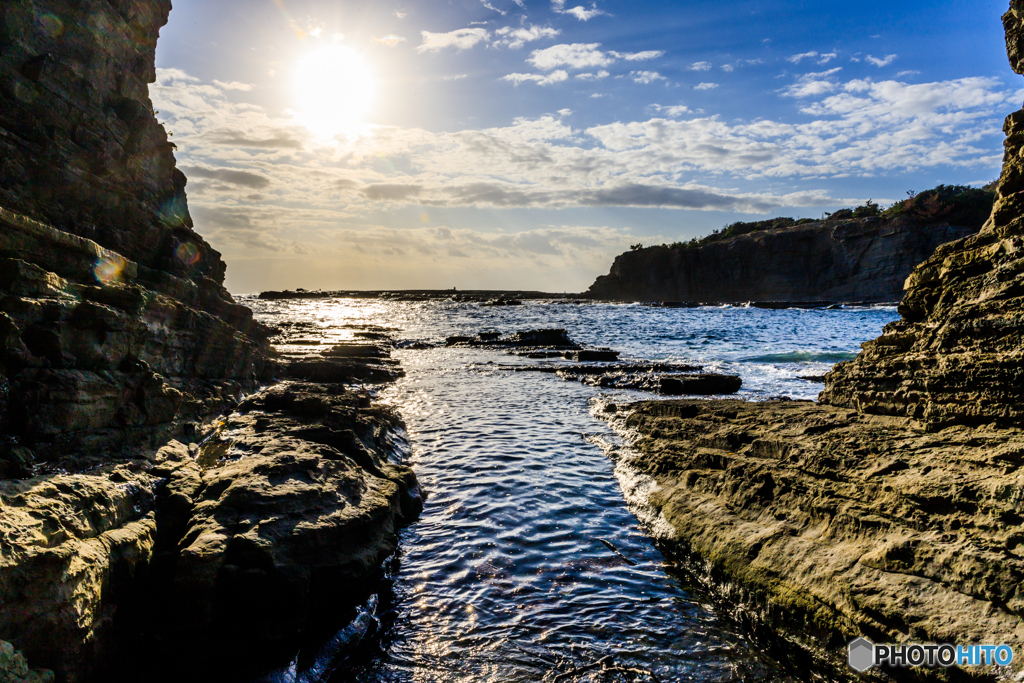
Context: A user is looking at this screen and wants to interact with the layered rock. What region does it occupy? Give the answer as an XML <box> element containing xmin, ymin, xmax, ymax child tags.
<box><xmin>0</xmin><ymin>382</ymin><xmax>422</xmax><ymax>682</ymax></box>
<box><xmin>0</xmin><ymin>2</ymin><xmax>423</xmax><ymax>681</ymax></box>
<box><xmin>0</xmin><ymin>0</ymin><xmax>272</xmax><ymax>470</ymax></box>
<box><xmin>587</xmin><ymin>217</ymin><xmax>981</xmax><ymax>303</ymax></box>
<box><xmin>606</xmin><ymin>400</ymin><xmax>1024</xmax><ymax>676</ymax></box>
<box><xmin>819</xmin><ymin>10</ymin><xmax>1024</xmax><ymax>426</ymax></box>
<box><xmin>597</xmin><ymin>3</ymin><xmax>1024</xmax><ymax>676</ymax></box>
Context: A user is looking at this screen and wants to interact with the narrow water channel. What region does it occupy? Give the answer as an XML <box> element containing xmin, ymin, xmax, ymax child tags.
<box><xmin>246</xmin><ymin>297</ymin><xmax>898</xmax><ymax>682</ymax></box>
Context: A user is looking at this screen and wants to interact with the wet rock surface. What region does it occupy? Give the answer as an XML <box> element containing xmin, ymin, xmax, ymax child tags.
<box><xmin>508</xmin><ymin>362</ymin><xmax>742</xmax><ymax>396</ymax></box>
<box><xmin>605</xmin><ymin>399</ymin><xmax>1024</xmax><ymax>677</ymax></box>
<box><xmin>0</xmin><ymin>379</ymin><xmax>422</xmax><ymax>682</ymax></box>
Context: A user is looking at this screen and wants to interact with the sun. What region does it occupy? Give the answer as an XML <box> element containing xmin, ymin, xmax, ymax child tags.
<box><xmin>294</xmin><ymin>44</ymin><xmax>375</xmax><ymax>139</ymax></box>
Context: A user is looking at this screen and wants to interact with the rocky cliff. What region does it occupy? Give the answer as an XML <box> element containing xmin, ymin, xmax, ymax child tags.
<box><xmin>818</xmin><ymin>24</ymin><xmax>1024</xmax><ymax>427</ymax></box>
<box><xmin>598</xmin><ymin>3</ymin><xmax>1024</xmax><ymax>677</ymax></box>
<box><xmin>588</xmin><ymin>214</ymin><xmax>984</xmax><ymax>304</ymax></box>
<box><xmin>0</xmin><ymin>2</ymin><xmax>422</xmax><ymax>681</ymax></box>
<box><xmin>0</xmin><ymin>0</ymin><xmax>271</xmax><ymax>469</ymax></box>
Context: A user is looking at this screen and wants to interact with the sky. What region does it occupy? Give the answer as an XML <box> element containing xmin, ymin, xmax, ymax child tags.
<box><xmin>152</xmin><ymin>0</ymin><xmax>1021</xmax><ymax>294</ymax></box>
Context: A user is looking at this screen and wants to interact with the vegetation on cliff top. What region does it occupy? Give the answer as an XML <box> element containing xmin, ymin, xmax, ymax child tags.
<box><xmin>656</xmin><ymin>184</ymin><xmax>995</xmax><ymax>251</ymax></box>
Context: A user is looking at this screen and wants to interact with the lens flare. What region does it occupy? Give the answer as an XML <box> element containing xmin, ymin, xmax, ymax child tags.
<box><xmin>35</xmin><ymin>13</ymin><xmax>64</xmax><ymax>39</ymax></box>
<box><xmin>94</xmin><ymin>255</ymin><xmax>125</xmax><ymax>285</ymax></box>
<box><xmin>176</xmin><ymin>242</ymin><xmax>201</xmax><ymax>267</ymax></box>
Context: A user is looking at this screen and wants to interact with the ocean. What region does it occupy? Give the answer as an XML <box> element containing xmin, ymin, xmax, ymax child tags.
<box><xmin>245</xmin><ymin>297</ymin><xmax>898</xmax><ymax>682</ymax></box>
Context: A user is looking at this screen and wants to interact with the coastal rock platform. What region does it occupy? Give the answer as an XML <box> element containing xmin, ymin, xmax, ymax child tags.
<box><xmin>0</xmin><ymin>380</ymin><xmax>422</xmax><ymax>682</ymax></box>
<box><xmin>604</xmin><ymin>399</ymin><xmax>1024</xmax><ymax>677</ymax></box>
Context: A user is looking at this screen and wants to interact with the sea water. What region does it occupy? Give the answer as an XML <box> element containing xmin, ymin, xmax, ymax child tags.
<box><xmin>244</xmin><ymin>298</ymin><xmax>899</xmax><ymax>682</ymax></box>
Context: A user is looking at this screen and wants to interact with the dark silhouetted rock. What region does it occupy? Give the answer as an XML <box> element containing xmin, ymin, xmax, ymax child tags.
<box><xmin>588</xmin><ymin>215</ymin><xmax>986</xmax><ymax>304</ymax></box>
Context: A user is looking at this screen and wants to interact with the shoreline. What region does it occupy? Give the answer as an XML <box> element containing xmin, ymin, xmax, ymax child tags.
<box><xmin>598</xmin><ymin>397</ymin><xmax>1024</xmax><ymax>681</ymax></box>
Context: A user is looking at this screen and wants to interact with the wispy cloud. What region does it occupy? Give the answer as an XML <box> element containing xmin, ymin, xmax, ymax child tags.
<box><xmin>693</xmin><ymin>82</ymin><xmax>718</xmax><ymax>90</ymax></box>
<box><xmin>551</xmin><ymin>0</ymin><xmax>607</xmax><ymax>20</ymax></box>
<box><xmin>650</xmin><ymin>104</ymin><xmax>691</xmax><ymax>117</ymax></box>
<box><xmin>529</xmin><ymin>43</ymin><xmax>615</xmax><ymax>69</ymax></box>
<box><xmin>866</xmin><ymin>54</ymin><xmax>897</xmax><ymax>67</ymax></box>
<box><xmin>615</xmin><ymin>50</ymin><xmax>664</xmax><ymax>61</ymax></box>
<box><xmin>787</xmin><ymin>51</ymin><xmax>837</xmax><ymax>66</ymax></box>
<box><xmin>631</xmin><ymin>71</ymin><xmax>665</xmax><ymax>84</ymax></box>
<box><xmin>502</xmin><ymin>70</ymin><xmax>570</xmax><ymax>85</ymax></box>
<box><xmin>213</xmin><ymin>80</ymin><xmax>253</xmax><ymax>91</ymax></box>
<box><xmin>417</xmin><ymin>28</ymin><xmax>490</xmax><ymax>52</ymax></box>
<box><xmin>781</xmin><ymin>67</ymin><xmax>843</xmax><ymax>98</ymax></box>
<box><xmin>494</xmin><ymin>25</ymin><xmax>561</xmax><ymax>49</ymax></box>
<box><xmin>527</xmin><ymin>43</ymin><xmax>661</xmax><ymax>71</ymax></box>
<box><xmin>575</xmin><ymin>70</ymin><xmax>610</xmax><ymax>80</ymax></box>
<box><xmin>688</xmin><ymin>61</ymin><xmax>712</xmax><ymax>71</ymax></box>
<box><xmin>372</xmin><ymin>34</ymin><xmax>407</xmax><ymax>47</ymax></box>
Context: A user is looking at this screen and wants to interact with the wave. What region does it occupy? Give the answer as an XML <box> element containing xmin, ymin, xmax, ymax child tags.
<box><xmin>740</xmin><ymin>351</ymin><xmax>858</xmax><ymax>363</ymax></box>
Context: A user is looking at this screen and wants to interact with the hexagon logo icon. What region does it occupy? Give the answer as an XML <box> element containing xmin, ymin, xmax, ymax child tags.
<box><xmin>848</xmin><ymin>637</ymin><xmax>875</xmax><ymax>672</ymax></box>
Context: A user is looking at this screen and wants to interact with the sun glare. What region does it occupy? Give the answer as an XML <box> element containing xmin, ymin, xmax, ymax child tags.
<box><xmin>295</xmin><ymin>45</ymin><xmax>375</xmax><ymax>139</ymax></box>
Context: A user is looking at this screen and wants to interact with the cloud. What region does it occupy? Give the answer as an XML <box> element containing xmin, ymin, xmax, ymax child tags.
<box><xmin>693</xmin><ymin>82</ymin><xmax>718</xmax><ymax>90</ymax></box>
<box><xmin>481</xmin><ymin>0</ymin><xmax>506</xmax><ymax>14</ymax></box>
<box><xmin>787</xmin><ymin>51</ymin><xmax>837</xmax><ymax>66</ymax></box>
<box><xmin>897</xmin><ymin>70</ymin><xmax>921</xmax><ymax>78</ymax></box>
<box><xmin>213</xmin><ymin>80</ymin><xmax>253</xmax><ymax>91</ymax></box>
<box><xmin>442</xmin><ymin>74</ymin><xmax>468</xmax><ymax>81</ymax></box>
<box><xmin>688</xmin><ymin>61</ymin><xmax>712</xmax><ymax>71</ymax></box>
<box><xmin>551</xmin><ymin>1</ymin><xmax>607</xmax><ymax>21</ymax></box>
<box><xmin>363</xmin><ymin>183</ymin><xmax>423</xmax><ymax>201</ymax></box>
<box><xmin>650</xmin><ymin>104</ymin><xmax>691</xmax><ymax>117</ymax></box>
<box><xmin>502</xmin><ymin>70</ymin><xmax>569</xmax><ymax>85</ymax></box>
<box><xmin>373</xmin><ymin>35</ymin><xmax>407</xmax><ymax>47</ymax></box>
<box><xmin>558</xmin><ymin>108</ymin><xmax>573</xmax><ymax>116</ymax></box>
<box><xmin>181</xmin><ymin>166</ymin><xmax>270</xmax><ymax>189</ymax></box>
<box><xmin>615</xmin><ymin>50</ymin><xmax>664</xmax><ymax>61</ymax></box>
<box><xmin>721</xmin><ymin>64</ymin><xmax>735</xmax><ymax>72</ymax></box>
<box><xmin>152</xmin><ymin>65</ymin><xmax>1017</xmax><ymax>264</ymax></box>
<box><xmin>417</xmin><ymin>28</ymin><xmax>490</xmax><ymax>52</ymax></box>
<box><xmin>528</xmin><ymin>43</ymin><xmax>615</xmax><ymax>70</ymax></box>
<box><xmin>395</xmin><ymin>10</ymin><xmax>407</xmax><ymax>18</ymax></box>
<box><xmin>867</xmin><ymin>54</ymin><xmax>897</xmax><ymax>67</ymax></box>
<box><xmin>575</xmin><ymin>70</ymin><xmax>610</xmax><ymax>80</ymax></box>
<box><xmin>631</xmin><ymin>71</ymin><xmax>665</xmax><ymax>84</ymax></box>
<box><xmin>494</xmin><ymin>25</ymin><xmax>561</xmax><ymax>49</ymax></box>
<box><xmin>781</xmin><ymin>67</ymin><xmax>843</xmax><ymax>98</ymax></box>
<box><xmin>787</xmin><ymin>51</ymin><xmax>819</xmax><ymax>64</ymax></box>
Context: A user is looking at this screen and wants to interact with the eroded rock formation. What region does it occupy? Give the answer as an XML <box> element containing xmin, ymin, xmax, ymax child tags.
<box><xmin>0</xmin><ymin>0</ymin><xmax>272</xmax><ymax>470</ymax></box>
<box><xmin>818</xmin><ymin>9</ymin><xmax>1024</xmax><ymax>426</ymax></box>
<box><xmin>0</xmin><ymin>2</ymin><xmax>422</xmax><ymax>681</ymax></box>
<box><xmin>588</xmin><ymin>216</ymin><xmax>983</xmax><ymax>304</ymax></box>
<box><xmin>599</xmin><ymin>4</ymin><xmax>1024</xmax><ymax>677</ymax></box>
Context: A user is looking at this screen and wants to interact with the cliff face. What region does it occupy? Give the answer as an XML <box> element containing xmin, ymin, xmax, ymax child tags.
<box><xmin>588</xmin><ymin>218</ymin><xmax>979</xmax><ymax>303</ymax></box>
<box><xmin>819</xmin><ymin>5</ymin><xmax>1024</xmax><ymax>427</ymax></box>
<box><xmin>596</xmin><ymin>4</ymin><xmax>1024</xmax><ymax>675</ymax></box>
<box><xmin>0</xmin><ymin>4</ymin><xmax>422</xmax><ymax>682</ymax></box>
<box><xmin>0</xmin><ymin>0</ymin><xmax>272</xmax><ymax>469</ymax></box>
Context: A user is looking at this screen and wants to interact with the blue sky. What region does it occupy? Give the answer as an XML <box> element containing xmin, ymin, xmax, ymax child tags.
<box><xmin>153</xmin><ymin>0</ymin><xmax>1019</xmax><ymax>293</ymax></box>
